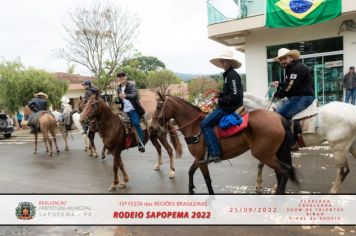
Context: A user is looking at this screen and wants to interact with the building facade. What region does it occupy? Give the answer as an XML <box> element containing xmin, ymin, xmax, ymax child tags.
<box><xmin>207</xmin><ymin>0</ymin><xmax>356</xmax><ymax>104</ymax></box>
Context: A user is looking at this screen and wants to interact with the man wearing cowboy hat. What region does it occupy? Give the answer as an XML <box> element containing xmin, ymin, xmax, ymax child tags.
<box><xmin>272</xmin><ymin>48</ymin><xmax>314</xmax><ymax>119</ymax></box>
<box><xmin>28</xmin><ymin>92</ymin><xmax>49</xmax><ymax>133</ymax></box>
<box><xmin>200</xmin><ymin>50</ymin><xmax>244</xmax><ymax>164</ymax></box>
<box><xmin>60</xmin><ymin>96</ymin><xmax>73</xmax><ymax>130</ymax></box>
<box><xmin>272</xmin><ymin>48</ymin><xmax>314</xmax><ymax>148</ymax></box>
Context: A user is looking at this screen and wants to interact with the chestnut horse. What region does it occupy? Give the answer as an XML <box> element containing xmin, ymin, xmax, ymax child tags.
<box><xmin>79</xmin><ymin>94</ymin><xmax>182</xmax><ymax>191</ymax></box>
<box><xmin>153</xmin><ymin>93</ymin><xmax>299</xmax><ymax>194</ymax></box>
<box><xmin>23</xmin><ymin>106</ymin><xmax>59</xmax><ymax>156</ymax></box>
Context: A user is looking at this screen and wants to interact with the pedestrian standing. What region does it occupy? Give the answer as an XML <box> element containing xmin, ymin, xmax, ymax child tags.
<box><xmin>16</xmin><ymin>111</ymin><xmax>23</xmax><ymax>129</ymax></box>
<box><xmin>343</xmin><ymin>66</ymin><xmax>356</xmax><ymax>105</ymax></box>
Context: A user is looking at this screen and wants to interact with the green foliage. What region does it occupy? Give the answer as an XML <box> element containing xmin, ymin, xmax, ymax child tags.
<box><xmin>122</xmin><ymin>56</ymin><xmax>165</xmax><ymax>74</ymax></box>
<box><xmin>119</xmin><ymin>65</ymin><xmax>148</xmax><ymax>89</ymax></box>
<box><xmin>0</xmin><ymin>60</ymin><xmax>68</xmax><ymax>114</ymax></box>
<box><xmin>146</xmin><ymin>69</ymin><xmax>181</xmax><ymax>92</ymax></box>
<box><xmin>188</xmin><ymin>76</ymin><xmax>218</xmax><ymax>102</ymax></box>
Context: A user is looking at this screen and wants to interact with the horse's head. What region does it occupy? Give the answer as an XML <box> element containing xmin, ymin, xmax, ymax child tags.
<box><xmin>152</xmin><ymin>91</ymin><xmax>175</xmax><ymax>131</ymax></box>
<box><xmin>79</xmin><ymin>93</ymin><xmax>102</xmax><ymax>124</ymax></box>
<box><xmin>77</xmin><ymin>96</ymin><xmax>85</xmax><ymax>113</ymax></box>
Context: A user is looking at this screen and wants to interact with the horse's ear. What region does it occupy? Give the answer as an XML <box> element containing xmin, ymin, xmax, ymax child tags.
<box><xmin>157</xmin><ymin>91</ymin><xmax>165</xmax><ymax>102</ymax></box>
<box><xmin>165</xmin><ymin>88</ymin><xmax>171</xmax><ymax>96</ymax></box>
<box><xmin>95</xmin><ymin>90</ymin><xmax>99</xmax><ymax>99</ymax></box>
<box><xmin>79</xmin><ymin>96</ymin><xmax>82</xmax><ymax>101</ymax></box>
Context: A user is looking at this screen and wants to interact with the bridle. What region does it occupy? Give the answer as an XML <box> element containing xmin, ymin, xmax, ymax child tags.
<box><xmin>156</xmin><ymin>96</ymin><xmax>206</xmax><ymax>132</ymax></box>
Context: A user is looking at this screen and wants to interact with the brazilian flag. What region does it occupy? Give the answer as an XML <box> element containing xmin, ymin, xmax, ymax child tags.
<box><xmin>266</xmin><ymin>0</ymin><xmax>342</xmax><ymax>28</ymax></box>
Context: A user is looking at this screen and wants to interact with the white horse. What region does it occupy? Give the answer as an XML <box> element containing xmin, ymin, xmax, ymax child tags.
<box><xmin>52</xmin><ymin>111</ymin><xmax>99</xmax><ymax>156</ymax></box>
<box><xmin>243</xmin><ymin>93</ymin><xmax>356</xmax><ymax>193</ymax></box>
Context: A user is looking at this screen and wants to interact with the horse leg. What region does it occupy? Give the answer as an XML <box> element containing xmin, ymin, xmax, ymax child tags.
<box><xmin>188</xmin><ymin>160</ymin><xmax>199</xmax><ymax>194</ymax></box>
<box><xmin>34</xmin><ymin>132</ymin><xmax>38</xmax><ymax>154</ymax></box>
<box><xmin>109</xmin><ymin>152</ymin><xmax>120</xmax><ymax>192</ymax></box>
<box><xmin>256</xmin><ymin>162</ymin><xmax>265</xmax><ymax>193</ymax></box>
<box><xmin>329</xmin><ymin>143</ymin><xmax>351</xmax><ymax>193</ymax></box>
<box><xmin>63</xmin><ymin>128</ymin><xmax>69</xmax><ymax>151</ymax></box>
<box><xmin>150</xmin><ymin>132</ymin><xmax>163</xmax><ymax>171</ymax></box>
<box><xmin>89</xmin><ymin>131</ymin><xmax>98</xmax><ymax>158</ymax></box>
<box><xmin>83</xmin><ymin>134</ymin><xmax>89</xmax><ymax>152</ymax></box>
<box><xmin>101</xmin><ymin>147</ymin><xmax>106</xmax><ymax>159</ymax></box>
<box><xmin>51</xmin><ymin>128</ymin><xmax>60</xmax><ymax>154</ymax></box>
<box><xmin>117</xmin><ymin>157</ymin><xmax>129</xmax><ymax>189</ymax></box>
<box><xmin>43</xmin><ymin>130</ymin><xmax>52</xmax><ymax>157</ymax></box>
<box><xmin>158</xmin><ymin>134</ymin><xmax>175</xmax><ymax>178</ymax></box>
<box><xmin>198</xmin><ymin>163</ymin><xmax>214</xmax><ymax>194</ymax></box>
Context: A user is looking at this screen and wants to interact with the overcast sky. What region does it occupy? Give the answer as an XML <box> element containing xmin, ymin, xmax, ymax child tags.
<box><xmin>0</xmin><ymin>0</ymin><xmax>245</xmax><ymax>75</ymax></box>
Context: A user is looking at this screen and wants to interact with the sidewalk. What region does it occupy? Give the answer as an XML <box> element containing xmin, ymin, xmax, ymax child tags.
<box><xmin>12</xmin><ymin>128</ymin><xmax>32</xmax><ymax>137</ymax></box>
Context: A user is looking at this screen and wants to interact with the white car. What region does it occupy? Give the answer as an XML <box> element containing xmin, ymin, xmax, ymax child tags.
<box><xmin>0</xmin><ymin>113</ymin><xmax>14</xmax><ymax>138</ymax></box>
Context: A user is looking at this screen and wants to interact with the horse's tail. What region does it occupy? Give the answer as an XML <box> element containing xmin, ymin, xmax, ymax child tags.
<box><xmin>167</xmin><ymin>120</ymin><xmax>183</xmax><ymax>158</ymax></box>
<box><xmin>277</xmin><ymin>117</ymin><xmax>300</xmax><ymax>186</ymax></box>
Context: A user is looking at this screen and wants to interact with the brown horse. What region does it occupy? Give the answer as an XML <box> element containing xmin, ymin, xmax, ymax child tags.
<box><xmin>79</xmin><ymin>94</ymin><xmax>182</xmax><ymax>191</ymax></box>
<box><xmin>24</xmin><ymin>106</ymin><xmax>59</xmax><ymax>156</ymax></box>
<box><xmin>153</xmin><ymin>93</ymin><xmax>299</xmax><ymax>194</ymax></box>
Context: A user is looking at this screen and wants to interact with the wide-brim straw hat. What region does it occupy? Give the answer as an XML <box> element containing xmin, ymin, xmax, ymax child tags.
<box><xmin>34</xmin><ymin>92</ymin><xmax>48</xmax><ymax>99</ymax></box>
<box><xmin>60</xmin><ymin>96</ymin><xmax>70</xmax><ymax>104</ymax></box>
<box><xmin>210</xmin><ymin>50</ymin><xmax>242</xmax><ymax>69</ymax></box>
<box><xmin>274</xmin><ymin>48</ymin><xmax>300</xmax><ymax>61</ymax></box>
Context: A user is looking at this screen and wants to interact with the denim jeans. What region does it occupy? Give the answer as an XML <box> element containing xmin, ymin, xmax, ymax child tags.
<box><xmin>200</xmin><ymin>108</ymin><xmax>229</xmax><ymax>157</ymax></box>
<box><xmin>127</xmin><ymin>110</ymin><xmax>145</xmax><ymax>143</ymax></box>
<box><xmin>345</xmin><ymin>88</ymin><xmax>356</xmax><ymax>105</ymax></box>
<box><xmin>276</xmin><ymin>96</ymin><xmax>315</xmax><ymax>119</ymax></box>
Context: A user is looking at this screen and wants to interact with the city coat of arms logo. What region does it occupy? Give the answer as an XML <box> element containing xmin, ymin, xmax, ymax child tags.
<box><xmin>15</xmin><ymin>202</ymin><xmax>36</xmax><ymax>220</ymax></box>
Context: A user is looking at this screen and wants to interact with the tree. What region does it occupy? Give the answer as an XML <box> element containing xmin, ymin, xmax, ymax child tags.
<box><xmin>146</xmin><ymin>69</ymin><xmax>181</xmax><ymax>92</ymax></box>
<box><xmin>0</xmin><ymin>60</ymin><xmax>68</xmax><ymax>114</ymax></box>
<box><xmin>58</xmin><ymin>2</ymin><xmax>140</xmax><ymax>91</ymax></box>
<box><xmin>122</xmin><ymin>55</ymin><xmax>165</xmax><ymax>74</ymax></box>
<box><xmin>188</xmin><ymin>76</ymin><xmax>218</xmax><ymax>102</ymax></box>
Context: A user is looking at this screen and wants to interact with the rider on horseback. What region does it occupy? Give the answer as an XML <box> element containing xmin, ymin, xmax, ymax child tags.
<box><xmin>82</xmin><ymin>80</ymin><xmax>97</xmax><ymax>134</ymax></box>
<box><xmin>272</xmin><ymin>48</ymin><xmax>315</xmax><ymax>147</ymax></box>
<box><xmin>28</xmin><ymin>92</ymin><xmax>49</xmax><ymax>133</ymax></box>
<box><xmin>115</xmin><ymin>71</ymin><xmax>146</xmax><ymax>153</ymax></box>
<box><xmin>60</xmin><ymin>96</ymin><xmax>72</xmax><ymax>131</ymax></box>
<box><xmin>200</xmin><ymin>50</ymin><xmax>244</xmax><ymax>164</ymax></box>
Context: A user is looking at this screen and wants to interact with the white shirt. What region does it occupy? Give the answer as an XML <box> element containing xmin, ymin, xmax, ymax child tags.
<box><xmin>121</xmin><ymin>87</ymin><xmax>135</xmax><ymax>112</ymax></box>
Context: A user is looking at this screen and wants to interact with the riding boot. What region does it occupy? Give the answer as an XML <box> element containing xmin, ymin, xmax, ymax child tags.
<box><xmin>138</xmin><ymin>141</ymin><xmax>145</xmax><ymax>153</ymax></box>
<box><xmin>199</xmin><ymin>155</ymin><xmax>220</xmax><ymax>164</ymax></box>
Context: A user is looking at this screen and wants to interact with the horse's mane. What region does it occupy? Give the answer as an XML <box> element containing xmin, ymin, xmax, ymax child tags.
<box><xmin>167</xmin><ymin>95</ymin><xmax>202</xmax><ymax>112</ymax></box>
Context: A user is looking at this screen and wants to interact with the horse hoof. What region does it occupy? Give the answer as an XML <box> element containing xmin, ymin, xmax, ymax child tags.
<box><xmin>255</xmin><ymin>186</ymin><xmax>263</xmax><ymax>193</ymax></box>
<box><xmin>154</xmin><ymin>164</ymin><xmax>161</xmax><ymax>171</ymax></box>
<box><xmin>118</xmin><ymin>183</ymin><xmax>126</xmax><ymax>189</ymax></box>
<box><xmin>188</xmin><ymin>190</ymin><xmax>195</xmax><ymax>194</ymax></box>
<box><xmin>101</xmin><ymin>155</ymin><xmax>106</xmax><ymax>160</ymax></box>
<box><xmin>168</xmin><ymin>171</ymin><xmax>175</xmax><ymax>178</ymax></box>
<box><xmin>109</xmin><ymin>186</ymin><xmax>116</xmax><ymax>192</ymax></box>
<box><xmin>94</xmin><ymin>154</ymin><xmax>98</xmax><ymax>158</ymax></box>
<box><xmin>57</xmin><ymin>150</ymin><xmax>60</xmax><ymax>153</ymax></box>
<box><xmin>34</xmin><ymin>151</ymin><xmax>37</xmax><ymax>154</ymax></box>
<box><xmin>48</xmin><ymin>153</ymin><xmax>53</xmax><ymax>157</ymax></box>
<box><xmin>65</xmin><ymin>148</ymin><xmax>69</xmax><ymax>151</ymax></box>
<box><xmin>124</xmin><ymin>176</ymin><xmax>130</xmax><ymax>183</ymax></box>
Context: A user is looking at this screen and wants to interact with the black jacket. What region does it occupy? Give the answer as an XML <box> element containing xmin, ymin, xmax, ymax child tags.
<box><xmin>28</xmin><ymin>98</ymin><xmax>48</xmax><ymax>112</ymax></box>
<box><xmin>84</xmin><ymin>87</ymin><xmax>98</xmax><ymax>104</ymax></box>
<box><xmin>275</xmin><ymin>61</ymin><xmax>314</xmax><ymax>98</ymax></box>
<box><xmin>116</xmin><ymin>82</ymin><xmax>145</xmax><ymax>117</ymax></box>
<box><xmin>218</xmin><ymin>67</ymin><xmax>243</xmax><ymax>113</ymax></box>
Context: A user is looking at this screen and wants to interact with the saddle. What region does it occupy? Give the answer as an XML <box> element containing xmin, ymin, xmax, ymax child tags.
<box><xmin>117</xmin><ymin>112</ymin><xmax>150</xmax><ymax>148</ymax></box>
<box><xmin>290</xmin><ymin>100</ymin><xmax>319</xmax><ymax>147</ymax></box>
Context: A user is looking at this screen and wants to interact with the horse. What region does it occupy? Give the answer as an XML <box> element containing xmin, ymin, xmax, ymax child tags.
<box><xmin>153</xmin><ymin>92</ymin><xmax>300</xmax><ymax>194</ymax></box>
<box><xmin>243</xmin><ymin>93</ymin><xmax>356</xmax><ymax>193</ymax></box>
<box><xmin>78</xmin><ymin>94</ymin><xmax>183</xmax><ymax>174</ymax></box>
<box><xmin>79</xmin><ymin>93</ymin><xmax>182</xmax><ymax>191</ymax></box>
<box><xmin>52</xmin><ymin>110</ymin><xmax>82</xmax><ymax>151</ymax></box>
<box><xmin>23</xmin><ymin>106</ymin><xmax>59</xmax><ymax>156</ymax></box>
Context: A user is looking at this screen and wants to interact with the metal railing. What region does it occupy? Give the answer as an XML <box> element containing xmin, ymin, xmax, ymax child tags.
<box><xmin>207</xmin><ymin>0</ymin><xmax>265</xmax><ymax>25</ymax></box>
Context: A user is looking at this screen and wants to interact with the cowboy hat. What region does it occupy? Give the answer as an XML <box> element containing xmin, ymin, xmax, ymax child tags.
<box><xmin>210</xmin><ymin>50</ymin><xmax>242</xmax><ymax>69</ymax></box>
<box><xmin>34</xmin><ymin>92</ymin><xmax>48</xmax><ymax>99</ymax></box>
<box><xmin>61</xmin><ymin>96</ymin><xmax>70</xmax><ymax>104</ymax></box>
<box><xmin>274</xmin><ymin>48</ymin><xmax>300</xmax><ymax>61</ymax></box>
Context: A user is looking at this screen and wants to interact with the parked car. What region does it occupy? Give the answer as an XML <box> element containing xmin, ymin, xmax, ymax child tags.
<box><xmin>0</xmin><ymin>113</ymin><xmax>14</xmax><ymax>138</ymax></box>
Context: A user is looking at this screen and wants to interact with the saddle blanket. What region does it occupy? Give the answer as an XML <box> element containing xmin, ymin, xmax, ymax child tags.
<box><xmin>217</xmin><ymin>113</ymin><xmax>249</xmax><ymax>138</ymax></box>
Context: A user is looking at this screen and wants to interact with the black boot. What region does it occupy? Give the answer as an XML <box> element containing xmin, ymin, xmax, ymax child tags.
<box><xmin>138</xmin><ymin>141</ymin><xmax>145</xmax><ymax>153</ymax></box>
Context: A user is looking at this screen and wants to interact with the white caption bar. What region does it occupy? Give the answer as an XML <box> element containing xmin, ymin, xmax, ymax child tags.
<box><xmin>0</xmin><ymin>195</ymin><xmax>354</xmax><ymax>225</ymax></box>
